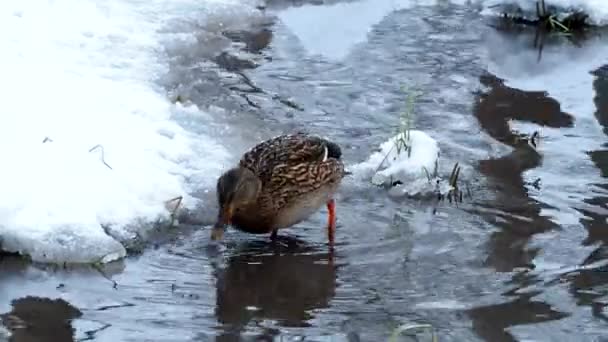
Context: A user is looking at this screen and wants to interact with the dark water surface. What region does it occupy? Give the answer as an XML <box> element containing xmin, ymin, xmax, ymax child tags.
<box><xmin>3</xmin><ymin>0</ymin><xmax>608</xmax><ymax>341</ymax></box>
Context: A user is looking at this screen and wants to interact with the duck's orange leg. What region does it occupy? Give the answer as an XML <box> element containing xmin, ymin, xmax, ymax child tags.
<box><xmin>327</xmin><ymin>199</ymin><xmax>336</xmax><ymax>244</ymax></box>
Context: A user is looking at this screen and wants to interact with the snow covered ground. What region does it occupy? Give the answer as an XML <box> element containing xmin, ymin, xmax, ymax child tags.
<box><xmin>0</xmin><ymin>0</ymin><xmax>262</xmax><ymax>264</ymax></box>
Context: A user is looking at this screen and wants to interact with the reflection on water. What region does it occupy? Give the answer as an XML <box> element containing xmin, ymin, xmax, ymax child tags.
<box><xmin>483</xmin><ymin>26</ymin><xmax>608</xmax><ymax>228</ymax></box>
<box><xmin>1</xmin><ymin>296</ymin><xmax>81</xmax><ymax>342</ymax></box>
<box><xmin>472</xmin><ymin>72</ymin><xmax>572</xmax><ymax>272</ymax></box>
<box><xmin>567</xmin><ymin>64</ymin><xmax>608</xmax><ymax>325</ymax></box>
<box><xmin>213</xmin><ymin>238</ymin><xmax>337</xmax><ymax>340</ymax></box>
<box><xmin>566</xmin><ymin>247</ymin><xmax>608</xmax><ymax>323</ymax></box>
<box><xmin>583</xmin><ymin>64</ymin><xmax>608</xmax><ymax>246</ymax></box>
<box><xmin>468</xmin><ymin>293</ymin><xmax>569</xmax><ymax>342</ymax></box>
<box><xmin>468</xmin><ymin>71</ymin><xmax>580</xmax><ymax>340</ymax></box>
<box><xmin>474</xmin><ymin>73</ymin><xmax>573</xmax><ymax>145</ymax></box>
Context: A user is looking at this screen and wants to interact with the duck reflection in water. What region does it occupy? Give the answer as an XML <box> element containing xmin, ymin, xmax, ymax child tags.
<box><xmin>213</xmin><ymin>237</ymin><xmax>337</xmax><ymax>340</ymax></box>
<box><xmin>1</xmin><ymin>296</ymin><xmax>81</xmax><ymax>342</ymax></box>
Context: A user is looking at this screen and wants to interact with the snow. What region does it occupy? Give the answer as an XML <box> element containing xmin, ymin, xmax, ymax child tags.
<box><xmin>351</xmin><ymin>131</ymin><xmax>448</xmax><ymax>196</ymax></box>
<box><xmin>480</xmin><ymin>0</ymin><xmax>608</xmax><ymax>26</ymax></box>
<box><xmin>0</xmin><ymin>0</ymin><xmax>261</xmax><ymax>264</ymax></box>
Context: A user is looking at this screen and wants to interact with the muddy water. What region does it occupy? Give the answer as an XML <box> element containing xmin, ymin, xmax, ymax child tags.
<box><xmin>3</xmin><ymin>1</ymin><xmax>608</xmax><ymax>341</ymax></box>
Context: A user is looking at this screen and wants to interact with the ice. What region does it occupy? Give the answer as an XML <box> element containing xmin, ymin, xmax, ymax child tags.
<box><xmin>479</xmin><ymin>0</ymin><xmax>608</xmax><ymax>26</ymax></box>
<box><xmin>277</xmin><ymin>0</ymin><xmax>421</xmax><ymax>60</ymax></box>
<box><xmin>484</xmin><ymin>28</ymin><xmax>607</xmax><ymax>224</ymax></box>
<box><xmin>0</xmin><ymin>0</ymin><xmax>262</xmax><ymax>264</ymax></box>
<box><xmin>351</xmin><ymin>131</ymin><xmax>446</xmax><ymax>196</ymax></box>
<box><xmin>0</xmin><ymin>324</ymin><xmax>8</xmax><ymax>342</ymax></box>
<box><xmin>414</xmin><ymin>299</ymin><xmax>469</xmax><ymax>310</ymax></box>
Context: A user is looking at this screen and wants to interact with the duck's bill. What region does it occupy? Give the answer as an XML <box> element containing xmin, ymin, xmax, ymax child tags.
<box><xmin>211</xmin><ymin>207</ymin><xmax>232</xmax><ymax>241</ymax></box>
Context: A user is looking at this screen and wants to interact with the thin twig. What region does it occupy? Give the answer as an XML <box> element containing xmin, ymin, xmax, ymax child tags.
<box><xmin>530</xmin><ymin>131</ymin><xmax>539</xmax><ymax>148</ymax></box>
<box><xmin>238</xmin><ymin>93</ymin><xmax>260</xmax><ymax>108</ymax></box>
<box><xmin>422</xmin><ymin>166</ymin><xmax>432</xmax><ymax>182</ymax></box>
<box><xmin>77</xmin><ymin>322</ymin><xmax>112</xmax><ymax>341</ymax></box>
<box><xmin>235</xmin><ymin>71</ymin><xmax>264</xmax><ymax>93</ymax></box>
<box><xmin>235</xmin><ymin>70</ymin><xmax>304</xmax><ymax>111</ymax></box>
<box><xmin>42</xmin><ymin>137</ymin><xmax>53</xmax><ymax>143</ymax></box>
<box><xmin>541</xmin><ymin>0</ymin><xmax>547</xmax><ymax>17</ymax></box>
<box><xmin>94</xmin><ymin>303</ymin><xmax>134</xmax><ymax>311</ymax></box>
<box><xmin>92</xmin><ymin>263</ymin><xmax>118</xmax><ymax>289</ymax></box>
<box><xmin>550</xmin><ymin>16</ymin><xmax>571</xmax><ymax>32</ymax></box>
<box><xmin>88</xmin><ymin>144</ymin><xmax>113</xmax><ymax>170</ymax></box>
<box><xmin>374</xmin><ymin>142</ymin><xmax>397</xmax><ymax>174</ymax></box>
<box><xmin>166</xmin><ymin>196</ymin><xmax>183</xmax><ymax>226</ymax></box>
<box><xmin>448</xmin><ymin>162</ymin><xmax>460</xmax><ymax>187</ymax></box>
<box><xmin>272</xmin><ymin>94</ymin><xmax>304</xmax><ymax>111</ymax></box>
<box><xmin>452</xmin><ymin>166</ymin><xmax>461</xmax><ymax>187</ymax></box>
<box><xmin>534</xmin><ymin>26</ymin><xmax>546</xmax><ymax>62</ymax></box>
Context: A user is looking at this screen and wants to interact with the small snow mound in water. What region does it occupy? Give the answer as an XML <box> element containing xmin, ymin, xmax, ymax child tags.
<box><xmin>480</xmin><ymin>0</ymin><xmax>608</xmax><ymax>26</ymax></box>
<box><xmin>351</xmin><ymin>130</ymin><xmax>451</xmax><ymax>196</ymax></box>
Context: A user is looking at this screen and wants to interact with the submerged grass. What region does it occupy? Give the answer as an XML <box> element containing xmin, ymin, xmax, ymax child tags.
<box><xmin>497</xmin><ymin>0</ymin><xmax>589</xmax><ymax>33</ymax></box>
<box><xmin>389</xmin><ymin>323</ymin><xmax>438</xmax><ymax>342</ymax></box>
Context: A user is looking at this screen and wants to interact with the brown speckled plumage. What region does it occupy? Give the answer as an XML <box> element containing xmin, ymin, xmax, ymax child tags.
<box><xmin>212</xmin><ymin>132</ymin><xmax>345</xmax><ymax>240</ymax></box>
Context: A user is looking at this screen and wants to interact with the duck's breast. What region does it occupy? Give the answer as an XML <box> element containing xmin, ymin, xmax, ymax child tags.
<box><xmin>273</xmin><ymin>183</ymin><xmax>339</xmax><ymax>229</ymax></box>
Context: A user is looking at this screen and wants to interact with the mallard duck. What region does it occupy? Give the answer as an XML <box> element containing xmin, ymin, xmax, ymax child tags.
<box><xmin>211</xmin><ymin>132</ymin><xmax>346</xmax><ymax>243</ymax></box>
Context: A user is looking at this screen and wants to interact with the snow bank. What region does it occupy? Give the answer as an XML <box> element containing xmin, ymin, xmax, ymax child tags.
<box><xmin>0</xmin><ymin>0</ymin><xmax>258</xmax><ymax>264</ymax></box>
<box><xmin>480</xmin><ymin>0</ymin><xmax>608</xmax><ymax>26</ymax></box>
<box><xmin>351</xmin><ymin>131</ymin><xmax>448</xmax><ymax>196</ymax></box>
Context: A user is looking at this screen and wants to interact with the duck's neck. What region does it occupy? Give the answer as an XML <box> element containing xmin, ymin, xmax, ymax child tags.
<box><xmin>231</xmin><ymin>203</ymin><xmax>273</xmax><ymax>234</ymax></box>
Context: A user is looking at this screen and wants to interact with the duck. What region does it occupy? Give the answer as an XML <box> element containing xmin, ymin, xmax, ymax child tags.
<box><xmin>211</xmin><ymin>132</ymin><xmax>346</xmax><ymax>244</ymax></box>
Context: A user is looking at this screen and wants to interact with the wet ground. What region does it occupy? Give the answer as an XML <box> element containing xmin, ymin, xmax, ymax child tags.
<box><xmin>3</xmin><ymin>0</ymin><xmax>608</xmax><ymax>341</ymax></box>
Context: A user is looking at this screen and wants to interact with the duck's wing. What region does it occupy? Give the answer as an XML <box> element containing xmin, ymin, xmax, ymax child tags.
<box><xmin>258</xmin><ymin>158</ymin><xmax>345</xmax><ymax>213</ymax></box>
<box><xmin>239</xmin><ymin>132</ymin><xmax>342</xmax><ymax>184</ymax></box>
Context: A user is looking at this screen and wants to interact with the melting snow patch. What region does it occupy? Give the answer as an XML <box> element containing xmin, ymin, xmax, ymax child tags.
<box><xmin>351</xmin><ymin>131</ymin><xmax>452</xmax><ymax>197</ymax></box>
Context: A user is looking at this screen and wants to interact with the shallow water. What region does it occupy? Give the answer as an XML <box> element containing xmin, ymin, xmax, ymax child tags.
<box><xmin>3</xmin><ymin>0</ymin><xmax>608</xmax><ymax>341</ymax></box>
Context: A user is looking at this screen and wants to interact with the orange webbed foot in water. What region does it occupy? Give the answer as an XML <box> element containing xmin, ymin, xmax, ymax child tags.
<box><xmin>327</xmin><ymin>198</ymin><xmax>336</xmax><ymax>245</ymax></box>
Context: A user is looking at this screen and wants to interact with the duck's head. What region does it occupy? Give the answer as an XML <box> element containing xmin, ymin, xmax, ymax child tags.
<box><xmin>211</xmin><ymin>167</ymin><xmax>261</xmax><ymax>240</ymax></box>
